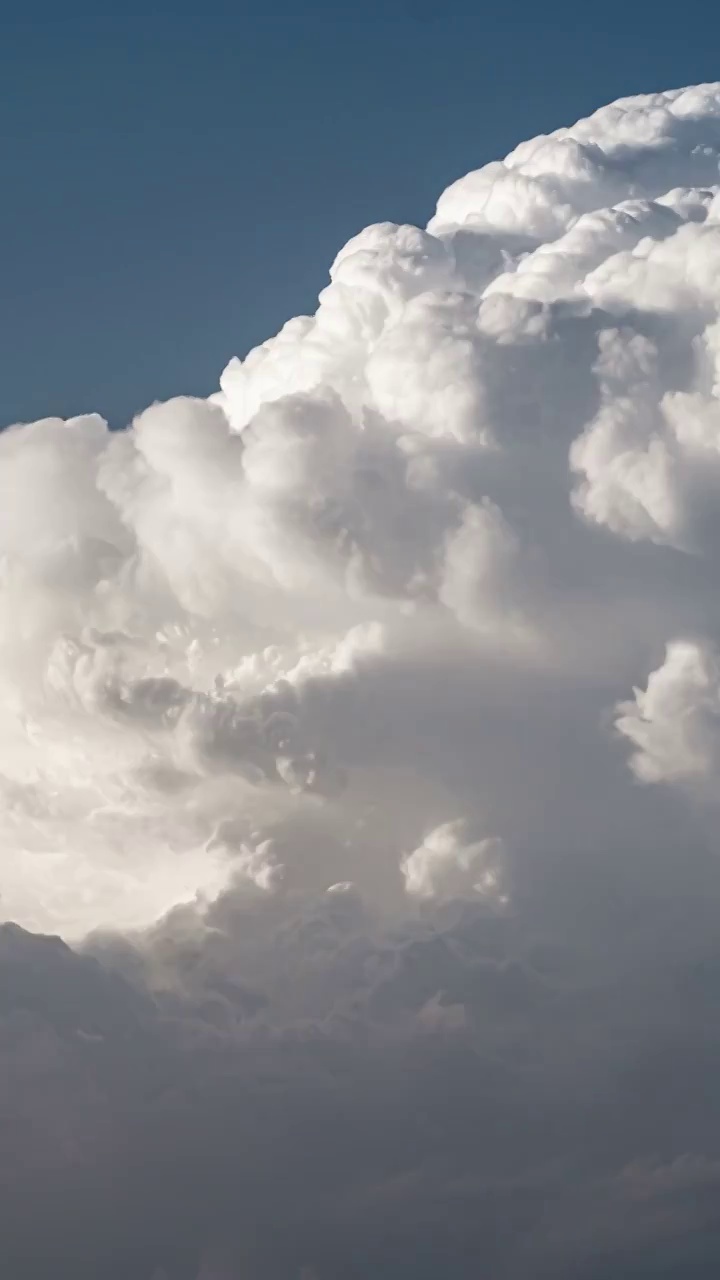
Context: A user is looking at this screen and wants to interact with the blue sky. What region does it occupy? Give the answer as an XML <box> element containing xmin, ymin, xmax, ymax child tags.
<box><xmin>2</xmin><ymin>1</ymin><xmax>719</xmax><ymax>427</ymax></box>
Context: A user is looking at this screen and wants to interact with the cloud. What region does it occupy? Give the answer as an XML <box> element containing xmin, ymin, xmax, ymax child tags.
<box><xmin>400</xmin><ymin>819</ymin><xmax>505</xmax><ymax>901</ymax></box>
<box><xmin>616</xmin><ymin>640</ymin><xmax>720</xmax><ymax>786</ymax></box>
<box><xmin>5</xmin><ymin>81</ymin><xmax>720</xmax><ymax>1276</ymax></box>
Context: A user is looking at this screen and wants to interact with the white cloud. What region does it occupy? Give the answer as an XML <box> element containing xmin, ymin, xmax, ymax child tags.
<box><xmin>400</xmin><ymin>820</ymin><xmax>504</xmax><ymax>902</ymax></box>
<box><xmin>4</xmin><ymin>85</ymin><xmax>720</xmax><ymax>941</ymax></box>
<box><xmin>616</xmin><ymin>640</ymin><xmax>720</xmax><ymax>786</ymax></box>
<box><xmin>14</xmin><ymin>76</ymin><xmax>720</xmax><ymax>1280</ymax></box>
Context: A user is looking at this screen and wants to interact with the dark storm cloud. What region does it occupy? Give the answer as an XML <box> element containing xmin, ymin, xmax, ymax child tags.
<box><xmin>5</xmin><ymin>834</ymin><xmax>720</xmax><ymax>1278</ymax></box>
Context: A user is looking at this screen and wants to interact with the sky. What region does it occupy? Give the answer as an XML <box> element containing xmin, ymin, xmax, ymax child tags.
<box><xmin>9</xmin><ymin>7</ymin><xmax>720</xmax><ymax>1280</ymax></box>
<box><xmin>2</xmin><ymin>1</ymin><xmax>720</xmax><ymax>427</ymax></box>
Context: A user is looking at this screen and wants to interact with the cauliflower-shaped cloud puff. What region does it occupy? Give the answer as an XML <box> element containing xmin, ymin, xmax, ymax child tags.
<box><xmin>5</xmin><ymin>84</ymin><xmax>720</xmax><ymax>937</ymax></box>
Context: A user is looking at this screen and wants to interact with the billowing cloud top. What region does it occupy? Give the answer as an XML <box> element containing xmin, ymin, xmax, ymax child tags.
<box><xmin>6</xmin><ymin>84</ymin><xmax>720</xmax><ymax>1278</ymax></box>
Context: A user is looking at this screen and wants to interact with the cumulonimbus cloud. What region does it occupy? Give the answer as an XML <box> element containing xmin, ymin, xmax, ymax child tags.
<box><xmin>6</xmin><ymin>83</ymin><xmax>720</xmax><ymax>1278</ymax></box>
